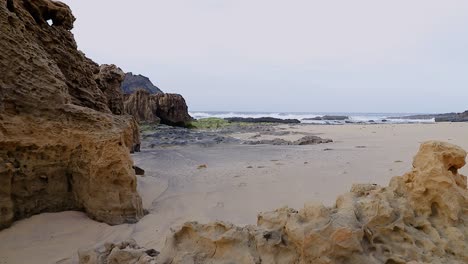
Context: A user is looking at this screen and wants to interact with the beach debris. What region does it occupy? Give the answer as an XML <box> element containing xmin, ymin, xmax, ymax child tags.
<box><xmin>197</xmin><ymin>164</ymin><xmax>207</xmax><ymax>169</ymax></box>
<box><xmin>355</xmin><ymin>145</ymin><xmax>367</xmax><ymax>148</ymax></box>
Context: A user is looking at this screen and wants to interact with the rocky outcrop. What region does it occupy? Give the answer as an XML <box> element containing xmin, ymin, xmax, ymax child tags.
<box><xmin>153</xmin><ymin>93</ymin><xmax>192</xmax><ymax>127</ymax></box>
<box><xmin>225</xmin><ymin>117</ymin><xmax>301</xmax><ymax>124</ymax></box>
<box><xmin>80</xmin><ymin>141</ymin><xmax>468</xmax><ymax>263</ymax></box>
<box><xmin>390</xmin><ymin>110</ymin><xmax>468</xmax><ymax>122</ymax></box>
<box><xmin>123</xmin><ymin>90</ymin><xmax>160</xmax><ymax>123</ymax></box>
<box><xmin>121</xmin><ymin>72</ymin><xmax>163</xmax><ymax>95</ymax></box>
<box><xmin>0</xmin><ymin>0</ymin><xmax>143</xmax><ymax>229</ymax></box>
<box><xmin>304</xmin><ymin>115</ymin><xmax>349</xmax><ymax>121</ymax></box>
<box><xmin>123</xmin><ymin>91</ymin><xmax>192</xmax><ymax>127</ymax></box>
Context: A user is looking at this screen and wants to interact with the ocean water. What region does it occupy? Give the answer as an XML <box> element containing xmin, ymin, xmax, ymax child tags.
<box><xmin>189</xmin><ymin>111</ymin><xmax>435</xmax><ymax>125</ymax></box>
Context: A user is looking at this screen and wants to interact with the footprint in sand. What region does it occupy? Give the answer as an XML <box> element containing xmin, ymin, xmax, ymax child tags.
<box><xmin>238</xmin><ymin>182</ymin><xmax>247</xmax><ymax>187</ymax></box>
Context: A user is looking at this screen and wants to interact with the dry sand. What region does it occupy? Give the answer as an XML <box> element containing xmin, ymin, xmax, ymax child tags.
<box><xmin>0</xmin><ymin>123</ymin><xmax>467</xmax><ymax>264</ymax></box>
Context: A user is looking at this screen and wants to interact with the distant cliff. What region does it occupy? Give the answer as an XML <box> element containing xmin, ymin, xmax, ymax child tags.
<box><xmin>121</xmin><ymin>72</ymin><xmax>163</xmax><ymax>94</ymax></box>
<box><xmin>391</xmin><ymin>110</ymin><xmax>468</xmax><ymax>122</ymax></box>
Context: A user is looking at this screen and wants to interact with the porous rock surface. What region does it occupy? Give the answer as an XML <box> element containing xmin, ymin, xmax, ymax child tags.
<box><xmin>80</xmin><ymin>141</ymin><xmax>468</xmax><ymax>264</ymax></box>
<box><xmin>0</xmin><ymin>0</ymin><xmax>143</xmax><ymax>229</ymax></box>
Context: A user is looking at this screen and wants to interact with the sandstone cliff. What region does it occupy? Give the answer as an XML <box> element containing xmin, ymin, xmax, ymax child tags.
<box><xmin>0</xmin><ymin>0</ymin><xmax>143</xmax><ymax>229</ymax></box>
<box><xmin>121</xmin><ymin>72</ymin><xmax>163</xmax><ymax>95</ymax></box>
<box><xmin>123</xmin><ymin>89</ymin><xmax>192</xmax><ymax>127</ymax></box>
<box><xmin>79</xmin><ymin>141</ymin><xmax>468</xmax><ymax>264</ymax></box>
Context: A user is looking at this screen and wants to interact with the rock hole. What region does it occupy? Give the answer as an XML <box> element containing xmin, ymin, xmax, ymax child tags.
<box><xmin>145</xmin><ymin>249</ymin><xmax>160</xmax><ymax>257</ymax></box>
<box><xmin>263</xmin><ymin>232</ymin><xmax>272</xmax><ymax>241</ymax></box>
<box><xmin>385</xmin><ymin>259</ymin><xmax>403</xmax><ymax>264</ymax></box>
<box><xmin>448</xmin><ymin>165</ymin><xmax>457</xmax><ymax>175</ymax></box>
<box><xmin>6</xmin><ymin>0</ymin><xmax>15</xmax><ymax>12</ymax></box>
<box><xmin>431</xmin><ymin>202</ymin><xmax>439</xmax><ymax>217</ymax></box>
<box><xmin>373</xmin><ymin>236</ymin><xmax>384</xmax><ymax>244</ymax></box>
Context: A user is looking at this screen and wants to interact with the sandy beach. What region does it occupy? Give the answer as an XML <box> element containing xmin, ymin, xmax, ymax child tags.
<box><xmin>0</xmin><ymin>122</ymin><xmax>467</xmax><ymax>264</ymax></box>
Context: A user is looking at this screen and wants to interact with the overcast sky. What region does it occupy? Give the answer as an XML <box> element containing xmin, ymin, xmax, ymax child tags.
<box><xmin>64</xmin><ymin>0</ymin><xmax>468</xmax><ymax>113</ymax></box>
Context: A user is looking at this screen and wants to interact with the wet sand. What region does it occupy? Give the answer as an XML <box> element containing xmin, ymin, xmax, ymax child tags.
<box><xmin>0</xmin><ymin>123</ymin><xmax>467</xmax><ymax>264</ymax></box>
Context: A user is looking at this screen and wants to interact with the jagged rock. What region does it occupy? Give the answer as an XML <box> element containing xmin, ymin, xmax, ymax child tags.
<box><xmin>124</xmin><ymin>89</ymin><xmax>160</xmax><ymax>123</ymax></box>
<box><xmin>0</xmin><ymin>0</ymin><xmax>143</xmax><ymax>229</ymax></box>
<box><xmin>95</xmin><ymin>64</ymin><xmax>125</xmax><ymax>115</ymax></box>
<box><xmin>121</xmin><ymin>72</ymin><xmax>163</xmax><ymax>95</ymax></box>
<box><xmin>225</xmin><ymin>117</ymin><xmax>301</xmax><ymax>124</ymax></box>
<box><xmin>153</xmin><ymin>93</ymin><xmax>192</xmax><ymax>127</ymax></box>
<box><xmin>81</xmin><ymin>141</ymin><xmax>468</xmax><ymax>264</ymax></box>
<box><xmin>78</xmin><ymin>240</ymin><xmax>158</xmax><ymax>264</ymax></box>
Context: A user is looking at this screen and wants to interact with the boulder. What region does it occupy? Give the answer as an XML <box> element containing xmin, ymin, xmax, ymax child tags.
<box><xmin>81</xmin><ymin>141</ymin><xmax>468</xmax><ymax>263</ymax></box>
<box><xmin>0</xmin><ymin>0</ymin><xmax>143</xmax><ymax>229</ymax></box>
<box><xmin>153</xmin><ymin>93</ymin><xmax>192</xmax><ymax>127</ymax></box>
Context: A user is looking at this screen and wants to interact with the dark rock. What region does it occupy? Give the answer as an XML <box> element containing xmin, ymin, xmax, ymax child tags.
<box><xmin>121</xmin><ymin>72</ymin><xmax>163</xmax><ymax>94</ymax></box>
<box><xmin>225</xmin><ymin>117</ymin><xmax>300</xmax><ymax>124</ymax></box>
<box><xmin>303</xmin><ymin>115</ymin><xmax>348</xmax><ymax>121</ymax></box>
<box><xmin>389</xmin><ymin>111</ymin><xmax>468</xmax><ymax>122</ymax></box>
<box><xmin>153</xmin><ymin>93</ymin><xmax>193</xmax><ymax>127</ymax></box>
<box><xmin>133</xmin><ymin>166</ymin><xmax>145</xmax><ymax>175</ymax></box>
<box><xmin>247</xmin><ymin>136</ymin><xmax>332</xmax><ymax>146</ymax></box>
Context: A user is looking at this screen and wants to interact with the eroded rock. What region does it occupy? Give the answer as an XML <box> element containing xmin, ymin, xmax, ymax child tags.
<box><xmin>0</xmin><ymin>0</ymin><xmax>143</xmax><ymax>229</ymax></box>
<box><xmin>80</xmin><ymin>141</ymin><xmax>468</xmax><ymax>264</ymax></box>
<box><xmin>124</xmin><ymin>89</ymin><xmax>160</xmax><ymax>123</ymax></box>
<box><xmin>153</xmin><ymin>93</ymin><xmax>192</xmax><ymax>127</ymax></box>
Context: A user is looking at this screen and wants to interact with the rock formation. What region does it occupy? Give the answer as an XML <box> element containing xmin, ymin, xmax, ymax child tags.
<box><xmin>124</xmin><ymin>90</ymin><xmax>160</xmax><ymax>123</ymax></box>
<box><xmin>123</xmin><ymin>90</ymin><xmax>192</xmax><ymax>127</ymax></box>
<box><xmin>153</xmin><ymin>93</ymin><xmax>192</xmax><ymax>127</ymax></box>
<box><xmin>95</xmin><ymin>64</ymin><xmax>126</xmax><ymax>115</ymax></box>
<box><xmin>121</xmin><ymin>72</ymin><xmax>163</xmax><ymax>95</ymax></box>
<box><xmin>390</xmin><ymin>110</ymin><xmax>468</xmax><ymax>122</ymax></box>
<box><xmin>303</xmin><ymin>115</ymin><xmax>349</xmax><ymax>121</ymax></box>
<box><xmin>225</xmin><ymin>117</ymin><xmax>301</xmax><ymax>124</ymax></box>
<box><xmin>79</xmin><ymin>141</ymin><xmax>468</xmax><ymax>264</ymax></box>
<box><xmin>247</xmin><ymin>135</ymin><xmax>333</xmax><ymax>145</ymax></box>
<box><xmin>0</xmin><ymin>0</ymin><xmax>143</xmax><ymax>229</ymax></box>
